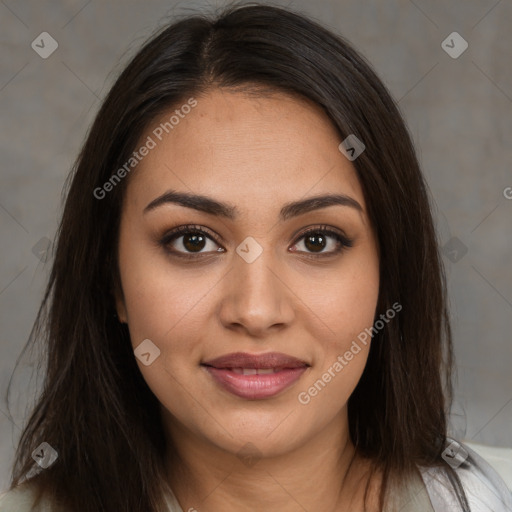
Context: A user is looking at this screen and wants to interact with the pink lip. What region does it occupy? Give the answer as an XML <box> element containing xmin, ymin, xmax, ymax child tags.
<box><xmin>203</xmin><ymin>366</ymin><xmax>308</xmax><ymax>399</ymax></box>
<box><xmin>201</xmin><ymin>351</ymin><xmax>310</xmax><ymax>400</ymax></box>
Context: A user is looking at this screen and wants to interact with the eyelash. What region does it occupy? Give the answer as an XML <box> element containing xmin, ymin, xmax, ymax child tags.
<box><xmin>158</xmin><ymin>224</ymin><xmax>353</xmax><ymax>261</ymax></box>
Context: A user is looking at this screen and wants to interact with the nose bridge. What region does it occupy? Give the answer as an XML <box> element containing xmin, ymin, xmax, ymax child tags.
<box><xmin>219</xmin><ymin>237</ymin><xmax>293</xmax><ymax>334</ymax></box>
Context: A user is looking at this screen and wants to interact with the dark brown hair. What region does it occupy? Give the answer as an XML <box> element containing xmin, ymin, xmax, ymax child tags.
<box><xmin>6</xmin><ymin>2</ymin><xmax>462</xmax><ymax>510</ymax></box>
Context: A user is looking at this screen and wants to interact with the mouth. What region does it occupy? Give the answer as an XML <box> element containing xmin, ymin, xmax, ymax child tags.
<box><xmin>201</xmin><ymin>352</ymin><xmax>310</xmax><ymax>400</ymax></box>
<box><xmin>223</xmin><ymin>367</ymin><xmax>289</xmax><ymax>375</ymax></box>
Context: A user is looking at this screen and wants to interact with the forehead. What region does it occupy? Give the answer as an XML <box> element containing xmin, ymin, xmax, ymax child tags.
<box><xmin>123</xmin><ymin>88</ymin><xmax>366</xmax><ymax>219</ymax></box>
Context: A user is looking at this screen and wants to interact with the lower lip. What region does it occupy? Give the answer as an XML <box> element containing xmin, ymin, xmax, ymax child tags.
<box><xmin>202</xmin><ymin>366</ymin><xmax>308</xmax><ymax>400</ymax></box>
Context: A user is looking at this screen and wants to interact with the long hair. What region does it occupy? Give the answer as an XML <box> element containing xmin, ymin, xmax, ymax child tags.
<box><xmin>6</xmin><ymin>3</ymin><xmax>459</xmax><ymax>510</ymax></box>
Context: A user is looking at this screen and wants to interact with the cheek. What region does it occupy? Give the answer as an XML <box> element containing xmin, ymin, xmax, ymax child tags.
<box><xmin>116</xmin><ymin>236</ymin><xmax>219</xmax><ymax>408</ymax></box>
<box><xmin>297</xmin><ymin>315</ymin><xmax>374</xmax><ymax>421</ymax></box>
<box><xmin>117</xmin><ymin>251</ymin><xmax>210</xmax><ymax>417</ymax></box>
<box><xmin>297</xmin><ymin>251</ymin><xmax>379</xmax><ymax>411</ymax></box>
<box><xmin>117</xmin><ymin>229</ymin><xmax>211</xmax><ymax>346</ymax></box>
<box><xmin>307</xmin><ymin>255</ymin><xmax>380</xmax><ymax>346</ymax></box>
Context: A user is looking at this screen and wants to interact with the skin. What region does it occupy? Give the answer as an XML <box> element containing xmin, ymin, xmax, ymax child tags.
<box><xmin>115</xmin><ymin>88</ymin><xmax>381</xmax><ymax>511</ymax></box>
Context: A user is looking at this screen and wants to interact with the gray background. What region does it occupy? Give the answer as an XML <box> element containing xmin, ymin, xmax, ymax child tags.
<box><xmin>1</xmin><ymin>0</ymin><xmax>511</xmax><ymax>491</ymax></box>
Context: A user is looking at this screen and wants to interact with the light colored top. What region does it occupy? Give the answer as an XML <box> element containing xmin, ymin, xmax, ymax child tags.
<box><xmin>463</xmin><ymin>440</ymin><xmax>512</xmax><ymax>490</ymax></box>
<box><xmin>1</xmin><ymin>441</ymin><xmax>511</xmax><ymax>511</ymax></box>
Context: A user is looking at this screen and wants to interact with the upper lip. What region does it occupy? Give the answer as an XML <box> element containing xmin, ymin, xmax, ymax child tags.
<box><xmin>202</xmin><ymin>352</ymin><xmax>310</xmax><ymax>369</ymax></box>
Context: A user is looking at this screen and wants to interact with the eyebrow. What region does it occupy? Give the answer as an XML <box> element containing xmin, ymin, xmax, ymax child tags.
<box><xmin>143</xmin><ymin>189</ymin><xmax>363</xmax><ymax>221</ymax></box>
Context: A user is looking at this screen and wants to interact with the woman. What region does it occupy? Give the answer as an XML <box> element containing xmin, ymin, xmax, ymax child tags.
<box><xmin>1</xmin><ymin>3</ymin><xmax>510</xmax><ymax>511</ymax></box>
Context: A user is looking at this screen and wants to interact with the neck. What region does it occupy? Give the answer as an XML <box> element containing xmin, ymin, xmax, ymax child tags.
<box><xmin>162</xmin><ymin>408</ymin><xmax>379</xmax><ymax>512</ymax></box>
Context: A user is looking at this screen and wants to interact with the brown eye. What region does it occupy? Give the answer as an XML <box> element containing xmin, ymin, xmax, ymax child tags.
<box><xmin>304</xmin><ymin>232</ymin><xmax>328</xmax><ymax>252</ymax></box>
<box><xmin>181</xmin><ymin>233</ymin><xmax>207</xmax><ymax>252</ymax></box>
<box><xmin>291</xmin><ymin>226</ymin><xmax>353</xmax><ymax>256</ymax></box>
<box><xmin>159</xmin><ymin>225</ymin><xmax>224</xmax><ymax>258</ymax></box>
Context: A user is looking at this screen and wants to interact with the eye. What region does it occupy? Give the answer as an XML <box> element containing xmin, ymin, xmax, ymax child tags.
<box><xmin>159</xmin><ymin>225</ymin><xmax>224</xmax><ymax>259</ymax></box>
<box><xmin>290</xmin><ymin>225</ymin><xmax>353</xmax><ymax>256</ymax></box>
<box><xmin>159</xmin><ymin>224</ymin><xmax>353</xmax><ymax>260</ymax></box>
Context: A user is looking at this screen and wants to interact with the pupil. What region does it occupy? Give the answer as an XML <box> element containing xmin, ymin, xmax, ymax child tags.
<box><xmin>184</xmin><ymin>234</ymin><xmax>205</xmax><ymax>252</ymax></box>
<box><xmin>305</xmin><ymin>233</ymin><xmax>325</xmax><ymax>252</ymax></box>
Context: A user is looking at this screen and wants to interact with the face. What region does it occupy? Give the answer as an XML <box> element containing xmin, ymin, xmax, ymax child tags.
<box><xmin>115</xmin><ymin>88</ymin><xmax>380</xmax><ymax>462</ymax></box>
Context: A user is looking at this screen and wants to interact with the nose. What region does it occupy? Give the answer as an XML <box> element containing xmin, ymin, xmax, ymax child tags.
<box><xmin>217</xmin><ymin>246</ymin><xmax>295</xmax><ymax>337</ymax></box>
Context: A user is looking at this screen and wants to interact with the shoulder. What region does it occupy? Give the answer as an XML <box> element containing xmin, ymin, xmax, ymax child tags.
<box><xmin>0</xmin><ymin>482</ymin><xmax>183</xmax><ymax>512</ymax></box>
<box><xmin>418</xmin><ymin>439</ymin><xmax>512</xmax><ymax>512</ymax></box>
<box><xmin>0</xmin><ymin>483</ymin><xmax>53</xmax><ymax>512</ymax></box>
